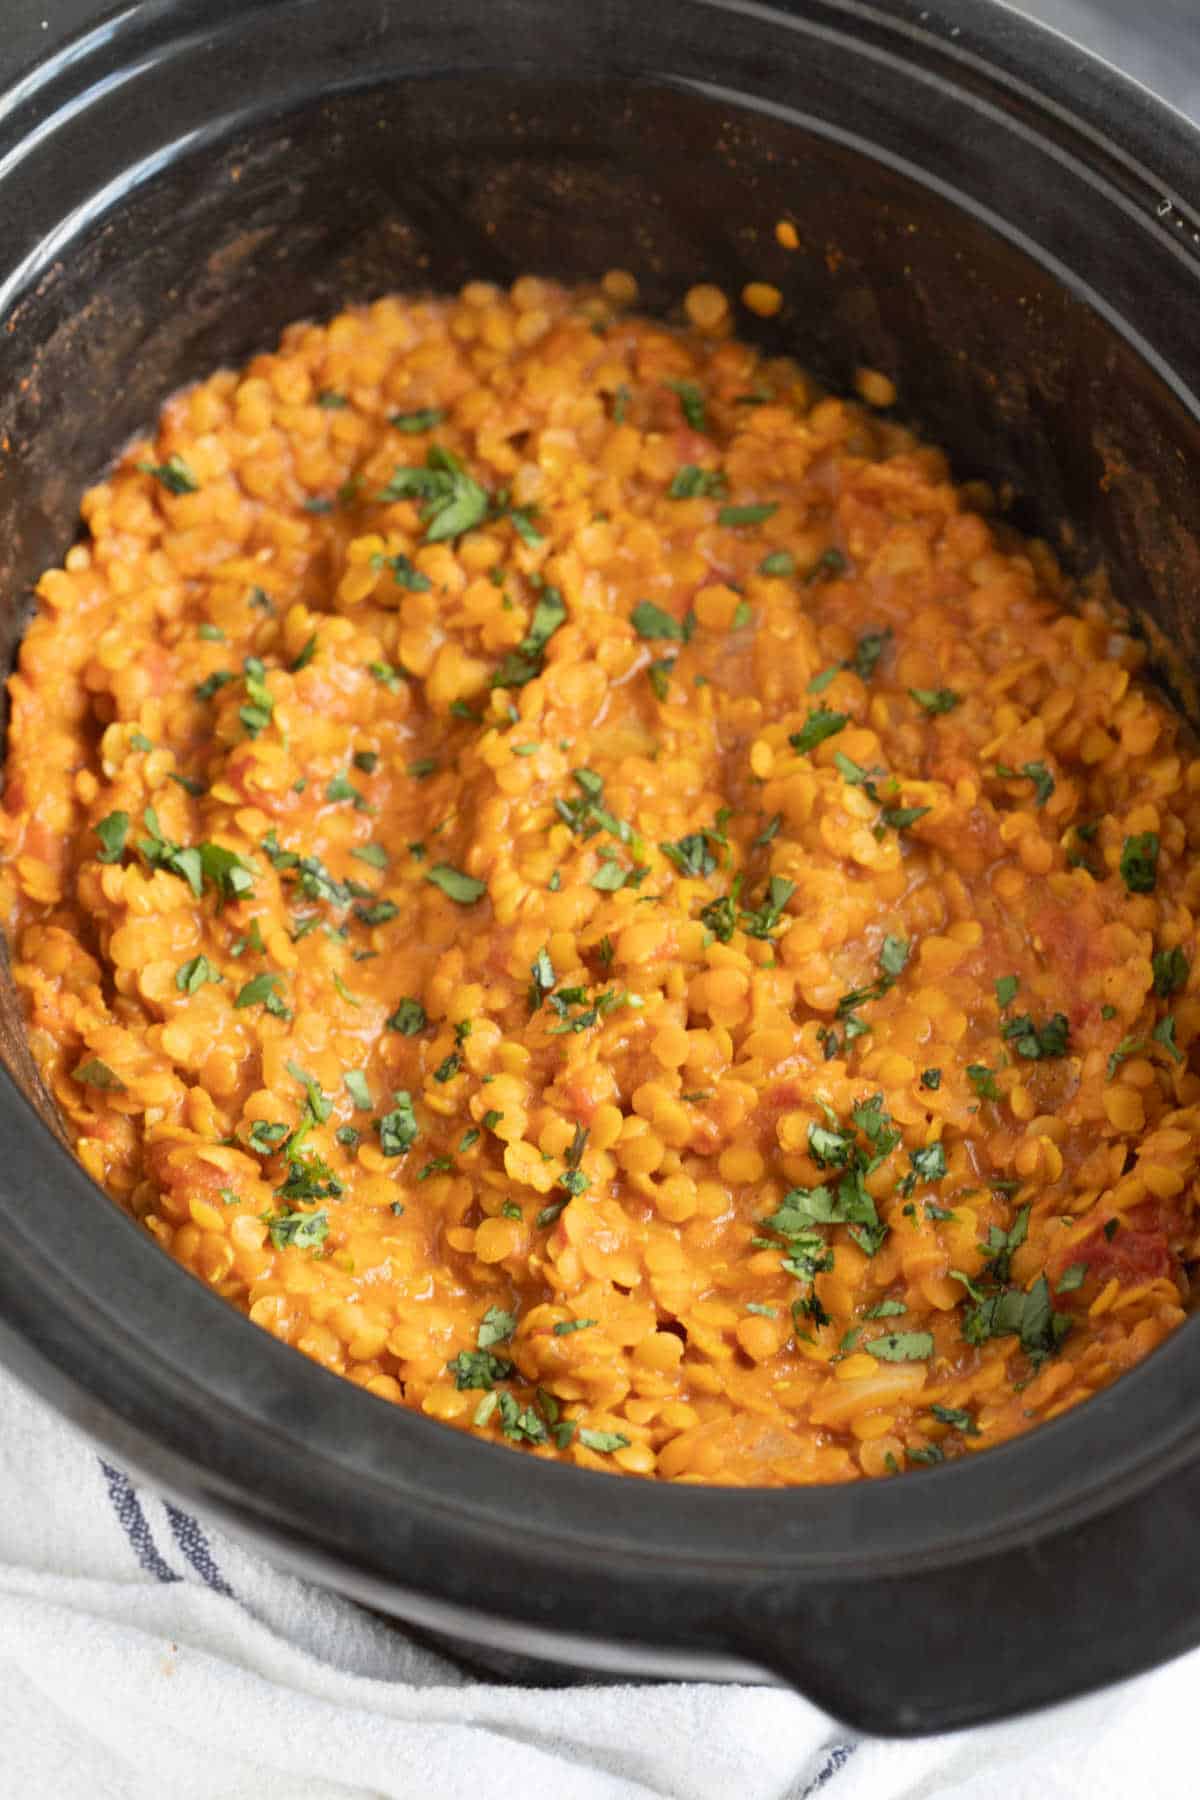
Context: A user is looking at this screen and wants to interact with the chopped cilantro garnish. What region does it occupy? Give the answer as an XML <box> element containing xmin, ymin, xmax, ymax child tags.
<box><xmin>264</xmin><ymin>1208</ymin><xmax>328</xmax><ymax>1250</ymax></box>
<box><xmin>370</xmin><ymin>550</ymin><xmax>432</xmax><ymax>592</ymax></box>
<box><xmin>351</xmin><ymin>844</ymin><xmax>388</xmax><ymax>870</ymax></box>
<box><xmin>920</xmin><ymin>1068</ymin><xmax>942</xmax><ymax>1091</ymax></box>
<box><xmin>759</xmin><ymin>550</ymin><xmax>795</xmax><ymax>577</ymax></box>
<box><xmin>631</xmin><ymin>600</ymin><xmax>686</xmax><ymax>641</ymax></box>
<box><xmin>1121</xmin><ymin>832</ymin><xmax>1160</xmax><ymax>894</ymax></box>
<box><xmin>248</xmin><ymin>1120</ymin><xmax>289</xmax><ymax>1154</ymax></box>
<box><xmin>852</xmin><ymin>628</ymin><xmax>891</xmax><ymax>681</ymax></box>
<box><xmin>234</xmin><ymin>972</ymin><xmax>290</xmax><ymax>1018</ymax></box>
<box><xmin>447</xmin><ymin>1349</ymin><xmax>513</xmax><ymax>1390</ymax></box>
<box><xmin>326</xmin><ymin>773</ymin><xmax>370</xmax><ymax>810</ymax></box>
<box><xmin>94</xmin><ymin>811</ymin><xmax>129</xmax><ymax>864</ymax></box>
<box><xmin>344</xmin><ymin>1071</ymin><xmax>372</xmax><ymax>1111</ymax></box>
<box><xmin>425</xmin><ymin>863</ymin><xmax>487</xmax><ymax>904</ymax></box>
<box><xmin>996</xmin><ymin>760</ymin><xmax>1056</xmax><ymax>808</ymax></box>
<box><xmin>962</xmin><ymin>1273</ymin><xmax>1071</xmax><ymax>1367</ymax></box>
<box><xmin>909</xmin><ymin>687</ymin><xmax>961</xmax><ymax>714</ymax></box>
<box><xmin>667</xmin><ymin>465</ymin><xmax>727</xmax><ymax>500</ymax></box>
<box><xmin>491</xmin><ymin>585</ymin><xmax>568</xmax><ymax>689</ymax></box>
<box><xmin>803</xmin><ymin>548</ymin><xmax>848</xmax><ymax>586</ymax></box>
<box><xmin>790</xmin><ymin>708</ymin><xmax>848</xmax><ymax>754</ymax></box>
<box><xmin>967</xmin><ymin>1064</ymin><xmax>1001</xmax><ymax>1101</ymax></box>
<box><xmin>376</xmin><ymin>1091</ymin><xmax>418</xmax><ymax>1156</ymax></box>
<box><xmin>648</xmin><ymin>656</ymin><xmax>676</xmax><ymax>700</ymax></box>
<box><xmin>73</xmin><ymin>1058</ymin><xmax>125</xmax><ymax>1092</ymax></box>
<box><xmin>578</xmin><ymin>1429</ymin><xmax>629</xmax><ymax>1453</ymax></box>
<box><xmin>138</xmin><ymin>453</ymin><xmax>198</xmax><ymax>494</ymax></box>
<box><xmin>1001</xmin><ymin>1011</ymin><xmax>1069</xmax><ymax>1060</ymax></box>
<box><xmin>378</xmin><ymin>444</ymin><xmax>489</xmax><ymax>541</ymax></box>
<box><xmin>666</xmin><ymin>378</ymin><xmax>706</xmax><ymax>432</ymax></box>
<box><xmin>996</xmin><ymin>975</ymin><xmax>1019</xmax><ymax>1008</ymax></box>
<box><xmin>739</xmin><ymin>875</ymin><xmax>796</xmax><ymax>940</ymax></box>
<box><xmin>390</xmin><ymin>407</ymin><xmax>446</xmax><ymax>433</ymax></box>
<box><xmin>836</xmin><ymin>935</ymin><xmax>909</xmax><ymax>1016</ymax></box>
<box><xmin>930</xmin><ymin>1404</ymin><xmax>979</xmax><ymax>1434</ymax></box>
<box><xmin>718</xmin><ymin>502</ymin><xmax>777</xmax><ymax>528</ymax></box>
<box><xmin>866</xmin><ymin>1331</ymin><xmax>933</xmax><ymax>1362</ymax></box>
<box><xmin>354</xmin><ymin>900</ymin><xmax>398</xmax><ymax>927</ymax></box>
<box><xmin>660</xmin><ymin>833</ymin><xmax>717</xmax><ymax>879</ymax></box>
<box><xmin>1152</xmin><ymin>946</ymin><xmax>1189</xmax><ymax>997</ymax></box>
<box><xmin>388</xmin><ymin>998</ymin><xmax>427</xmax><ymax>1035</ymax></box>
<box><xmin>477</xmin><ymin>1306</ymin><xmax>517</xmax><ymax>1349</ymax></box>
<box><xmin>175</xmin><ymin>955</ymin><xmax>222</xmax><ymax>995</ymax></box>
<box><xmin>865</xmin><ymin>1299</ymin><xmax>907</xmax><ymax>1319</ymax></box>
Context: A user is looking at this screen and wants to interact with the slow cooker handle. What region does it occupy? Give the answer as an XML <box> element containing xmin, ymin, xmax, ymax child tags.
<box><xmin>732</xmin><ymin>1454</ymin><xmax>1200</xmax><ymax>1735</ymax></box>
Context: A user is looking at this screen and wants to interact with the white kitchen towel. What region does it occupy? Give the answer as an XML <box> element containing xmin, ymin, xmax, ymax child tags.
<box><xmin>0</xmin><ymin>1355</ymin><xmax>1195</xmax><ymax>1800</ymax></box>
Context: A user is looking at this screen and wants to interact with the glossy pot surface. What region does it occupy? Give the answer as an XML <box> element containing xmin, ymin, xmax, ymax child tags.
<box><xmin>2</xmin><ymin>0</ymin><xmax>1200</xmax><ymax>1735</ymax></box>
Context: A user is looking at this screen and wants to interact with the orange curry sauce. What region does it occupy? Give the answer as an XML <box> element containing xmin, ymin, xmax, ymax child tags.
<box><xmin>2</xmin><ymin>276</ymin><xmax>1198</xmax><ymax>1484</ymax></box>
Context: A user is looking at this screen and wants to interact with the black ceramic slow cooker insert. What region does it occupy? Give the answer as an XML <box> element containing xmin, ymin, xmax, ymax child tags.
<box><xmin>2</xmin><ymin>0</ymin><xmax>1200</xmax><ymax>1737</ymax></box>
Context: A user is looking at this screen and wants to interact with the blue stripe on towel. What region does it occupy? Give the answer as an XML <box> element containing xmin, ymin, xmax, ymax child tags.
<box><xmin>98</xmin><ymin>1460</ymin><xmax>180</xmax><ymax>1583</ymax></box>
<box><xmin>802</xmin><ymin>1744</ymin><xmax>858</xmax><ymax>1795</ymax></box>
<box><xmin>164</xmin><ymin>1502</ymin><xmax>234</xmax><ymax>1596</ymax></box>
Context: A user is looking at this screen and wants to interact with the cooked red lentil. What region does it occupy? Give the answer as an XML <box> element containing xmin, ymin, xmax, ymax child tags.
<box><xmin>3</xmin><ymin>274</ymin><xmax>1198</xmax><ymax>1486</ymax></box>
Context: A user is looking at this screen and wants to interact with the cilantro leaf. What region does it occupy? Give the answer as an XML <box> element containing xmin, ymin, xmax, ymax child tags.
<box><xmin>866</xmin><ymin>1331</ymin><xmax>933</xmax><ymax>1362</ymax></box>
<box><xmin>175</xmin><ymin>955</ymin><xmax>222</xmax><ymax>995</ymax></box>
<box><xmin>491</xmin><ymin>585</ymin><xmax>568</xmax><ymax>688</ymax></box>
<box><xmin>1152</xmin><ymin>946</ymin><xmax>1189</xmax><ymax>997</ymax></box>
<box><xmin>390</xmin><ymin>408</ymin><xmax>446</xmax><ymax>433</ymax></box>
<box><xmin>909</xmin><ymin>688</ymin><xmax>961</xmax><ymax>715</ymax></box>
<box><xmin>739</xmin><ymin>875</ymin><xmax>796</xmax><ymax>939</ymax></box>
<box><xmin>138</xmin><ymin>453</ymin><xmax>198</xmax><ymax>495</ymax></box>
<box><xmin>1121</xmin><ymin>832</ymin><xmax>1160</xmax><ymax>894</ymax></box>
<box><xmin>74</xmin><ymin>1058</ymin><xmax>126</xmax><ymax>1091</ymax></box>
<box><xmin>718</xmin><ymin>502</ymin><xmax>777</xmax><ymax>528</ymax></box>
<box><xmin>426</xmin><ymin>864</ymin><xmax>487</xmax><ymax>904</ymax></box>
<box><xmin>789</xmin><ymin>709</ymin><xmax>848</xmax><ymax>754</ymax></box>
<box><xmin>264</xmin><ymin>1207</ymin><xmax>329</xmax><ymax>1250</ymax></box>
<box><xmin>667</xmin><ymin>465</ymin><xmax>727</xmax><ymax>500</ymax></box>
<box><xmin>379</xmin><ymin>444</ymin><xmax>489</xmax><ymax>541</ymax></box>
<box><xmin>377</xmin><ymin>1091</ymin><xmax>418</xmax><ymax>1156</ymax></box>
<box><xmin>94</xmin><ymin>811</ymin><xmax>129</xmax><ymax>864</ymax></box>
<box><xmin>759</xmin><ymin>551</ymin><xmax>795</xmax><ymax>577</ymax></box>
<box><xmin>996</xmin><ymin>760</ymin><xmax>1055</xmax><ymax>808</ymax></box>
<box><xmin>659</xmin><ymin>833</ymin><xmax>717</xmax><ymax>879</ymax></box>
<box><xmin>803</xmin><ymin>548</ymin><xmax>847</xmax><ymax>586</ymax></box>
<box><xmin>1001</xmin><ymin>1011</ymin><xmax>1069</xmax><ymax>1060</ymax></box>
<box><xmin>852</xmin><ymin>628</ymin><xmax>891</xmax><ymax>681</ymax></box>
<box><xmin>666</xmin><ymin>378</ymin><xmax>706</xmax><ymax>432</ymax></box>
<box><xmin>967</xmin><ymin>1064</ymin><xmax>1001</xmax><ymax>1101</ymax></box>
<box><xmin>631</xmin><ymin>601</ymin><xmax>685</xmax><ymax>641</ymax></box>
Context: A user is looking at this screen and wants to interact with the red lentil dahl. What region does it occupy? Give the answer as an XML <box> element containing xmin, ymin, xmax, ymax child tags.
<box><xmin>2</xmin><ymin>273</ymin><xmax>1198</xmax><ymax>1486</ymax></box>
